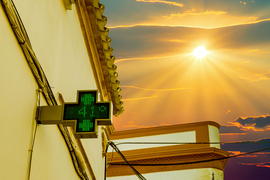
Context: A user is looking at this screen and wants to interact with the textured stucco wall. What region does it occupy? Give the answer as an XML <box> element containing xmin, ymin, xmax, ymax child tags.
<box><xmin>0</xmin><ymin>0</ymin><xmax>104</xmax><ymax>179</ymax></box>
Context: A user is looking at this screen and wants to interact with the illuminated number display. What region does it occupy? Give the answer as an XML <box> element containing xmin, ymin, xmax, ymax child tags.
<box><xmin>63</xmin><ymin>91</ymin><xmax>110</xmax><ymax>133</ymax></box>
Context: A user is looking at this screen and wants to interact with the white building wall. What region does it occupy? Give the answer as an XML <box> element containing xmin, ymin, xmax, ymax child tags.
<box><xmin>208</xmin><ymin>125</ymin><xmax>221</xmax><ymax>149</ymax></box>
<box><xmin>0</xmin><ymin>1</ymin><xmax>104</xmax><ymax>179</ymax></box>
<box><xmin>108</xmin><ymin>131</ymin><xmax>196</xmax><ymax>152</ymax></box>
<box><xmin>107</xmin><ymin>123</ymin><xmax>225</xmax><ymax>180</ymax></box>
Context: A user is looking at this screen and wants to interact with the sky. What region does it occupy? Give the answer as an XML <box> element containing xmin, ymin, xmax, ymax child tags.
<box><xmin>101</xmin><ymin>0</ymin><xmax>270</xmax><ymax>179</ymax></box>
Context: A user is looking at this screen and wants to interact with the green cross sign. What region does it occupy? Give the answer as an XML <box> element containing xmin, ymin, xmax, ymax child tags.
<box><xmin>63</xmin><ymin>90</ymin><xmax>112</xmax><ymax>138</ymax></box>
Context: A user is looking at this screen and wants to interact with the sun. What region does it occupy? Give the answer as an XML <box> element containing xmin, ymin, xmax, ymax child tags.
<box><xmin>192</xmin><ymin>46</ymin><xmax>209</xmax><ymax>58</ymax></box>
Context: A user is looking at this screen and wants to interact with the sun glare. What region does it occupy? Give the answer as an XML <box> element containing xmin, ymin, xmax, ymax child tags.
<box><xmin>192</xmin><ymin>46</ymin><xmax>209</xmax><ymax>59</ymax></box>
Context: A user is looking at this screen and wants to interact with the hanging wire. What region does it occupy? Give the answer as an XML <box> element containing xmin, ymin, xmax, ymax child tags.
<box><xmin>109</xmin><ymin>145</ymin><xmax>270</xmax><ymax>167</ymax></box>
<box><xmin>26</xmin><ymin>89</ymin><xmax>41</xmax><ymax>180</ymax></box>
<box><xmin>108</xmin><ymin>147</ymin><xmax>114</xmax><ymax>167</ymax></box>
<box><xmin>108</xmin><ymin>141</ymin><xmax>147</xmax><ymax>180</ymax></box>
<box><xmin>114</xmin><ymin>141</ymin><xmax>270</xmax><ymax>146</ymax></box>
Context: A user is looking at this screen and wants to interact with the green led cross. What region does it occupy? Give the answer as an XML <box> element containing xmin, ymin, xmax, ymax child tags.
<box><xmin>63</xmin><ymin>91</ymin><xmax>111</xmax><ymax>138</ymax></box>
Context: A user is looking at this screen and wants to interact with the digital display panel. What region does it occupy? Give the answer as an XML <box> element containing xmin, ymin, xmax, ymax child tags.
<box><xmin>63</xmin><ymin>91</ymin><xmax>110</xmax><ymax>133</ymax></box>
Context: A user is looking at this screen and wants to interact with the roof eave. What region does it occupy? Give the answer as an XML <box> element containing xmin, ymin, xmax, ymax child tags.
<box><xmin>76</xmin><ymin>0</ymin><xmax>124</xmax><ymax>117</ymax></box>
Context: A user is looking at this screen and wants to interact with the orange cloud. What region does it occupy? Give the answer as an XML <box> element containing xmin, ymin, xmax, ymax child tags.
<box><xmin>253</xmin><ymin>71</ymin><xmax>270</xmax><ymax>80</ymax></box>
<box><xmin>162</xmin><ymin>10</ymin><xmax>227</xmax><ymax>19</ymax></box>
<box><xmin>232</xmin><ymin>115</ymin><xmax>270</xmax><ymax>131</ymax></box>
<box><xmin>226</xmin><ymin>110</ymin><xmax>232</xmax><ymax>114</ymax></box>
<box><xmin>107</xmin><ymin>17</ymin><xmax>270</xmax><ymax>29</ymax></box>
<box><xmin>158</xmin><ymin>10</ymin><xmax>261</xmax><ymax>28</ymax></box>
<box><xmin>255</xmin><ymin>152</ymin><xmax>270</xmax><ymax>155</ymax></box>
<box><xmin>123</xmin><ymin>121</ymin><xmax>150</xmax><ymax>128</ymax></box>
<box><xmin>257</xmin><ymin>165</ymin><xmax>270</xmax><ymax>168</ymax></box>
<box><xmin>120</xmin><ymin>85</ymin><xmax>196</xmax><ymax>91</ymax></box>
<box><xmin>229</xmin><ymin>151</ymin><xmax>257</xmax><ymax>157</ymax></box>
<box><xmin>229</xmin><ymin>151</ymin><xmax>242</xmax><ymax>155</ymax></box>
<box><xmin>246</xmin><ymin>49</ymin><xmax>270</xmax><ymax>54</ymax></box>
<box><xmin>122</xmin><ymin>95</ymin><xmax>158</xmax><ymax>101</ymax></box>
<box><xmin>241</xmin><ymin>71</ymin><xmax>270</xmax><ymax>82</ymax></box>
<box><xmin>232</xmin><ymin>122</ymin><xmax>264</xmax><ymax>131</ymax></box>
<box><xmin>115</xmin><ymin>54</ymin><xmax>183</xmax><ymax>63</ymax></box>
<box><xmin>123</xmin><ymin>122</ymin><xmax>164</xmax><ymax>129</ymax></box>
<box><xmin>238</xmin><ymin>155</ymin><xmax>258</xmax><ymax>157</ymax></box>
<box><xmin>136</xmin><ymin>0</ymin><xmax>184</xmax><ymax>7</ymax></box>
<box><xmin>160</xmin><ymin>123</ymin><xmax>172</xmax><ymax>126</ymax></box>
<box><xmin>220</xmin><ymin>133</ymin><xmax>247</xmax><ymax>136</ymax></box>
<box><xmin>239</xmin><ymin>162</ymin><xmax>270</xmax><ymax>168</ymax></box>
<box><xmin>169</xmin><ymin>39</ymin><xmax>186</xmax><ymax>43</ymax></box>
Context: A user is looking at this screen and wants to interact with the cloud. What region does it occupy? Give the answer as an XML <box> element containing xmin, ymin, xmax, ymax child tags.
<box><xmin>115</xmin><ymin>54</ymin><xmax>182</xmax><ymax>63</ymax></box>
<box><xmin>240</xmin><ymin>1</ymin><xmax>247</xmax><ymax>5</ymax></box>
<box><xmin>220</xmin><ymin>125</ymin><xmax>246</xmax><ymax>133</ymax></box>
<box><xmin>120</xmin><ymin>85</ymin><xmax>196</xmax><ymax>91</ymax></box>
<box><xmin>220</xmin><ymin>133</ymin><xmax>247</xmax><ymax>136</ymax></box>
<box><xmin>240</xmin><ymin>70</ymin><xmax>270</xmax><ymax>82</ymax></box>
<box><xmin>229</xmin><ymin>151</ymin><xmax>257</xmax><ymax>157</ymax></box>
<box><xmin>224</xmin><ymin>154</ymin><xmax>270</xmax><ymax>179</ymax></box>
<box><xmin>136</xmin><ymin>0</ymin><xmax>184</xmax><ymax>7</ymax></box>
<box><xmin>246</xmin><ymin>49</ymin><xmax>270</xmax><ymax>54</ymax></box>
<box><xmin>109</xmin><ymin>20</ymin><xmax>270</xmax><ymax>59</ymax></box>
<box><xmin>107</xmin><ymin>17</ymin><xmax>270</xmax><ymax>29</ymax></box>
<box><xmin>226</xmin><ymin>110</ymin><xmax>232</xmax><ymax>114</ymax></box>
<box><xmin>103</xmin><ymin>0</ymin><xmax>270</xmax><ymax>29</ymax></box>
<box><xmin>169</xmin><ymin>39</ymin><xmax>186</xmax><ymax>43</ymax></box>
<box><xmin>220</xmin><ymin>123</ymin><xmax>270</xmax><ymax>149</ymax></box>
<box><xmin>221</xmin><ymin>138</ymin><xmax>270</xmax><ymax>152</ymax></box>
<box><xmin>107</xmin><ymin>12</ymin><xmax>264</xmax><ymax>29</ymax></box>
<box><xmin>162</xmin><ymin>10</ymin><xmax>227</xmax><ymax>19</ymax></box>
<box><xmin>159</xmin><ymin>123</ymin><xmax>172</xmax><ymax>126</ymax></box>
<box><xmin>122</xmin><ymin>95</ymin><xmax>158</xmax><ymax>101</ymax></box>
<box><xmin>123</xmin><ymin>121</ymin><xmax>171</xmax><ymax>129</ymax></box>
<box><xmin>228</xmin><ymin>151</ymin><xmax>270</xmax><ymax>156</ymax></box>
<box><xmin>157</xmin><ymin>9</ymin><xmax>261</xmax><ymax>29</ymax></box>
<box><xmin>238</xmin><ymin>162</ymin><xmax>270</xmax><ymax>168</ymax></box>
<box><xmin>253</xmin><ymin>71</ymin><xmax>270</xmax><ymax>81</ymax></box>
<box><xmin>233</xmin><ymin>115</ymin><xmax>270</xmax><ymax>131</ymax></box>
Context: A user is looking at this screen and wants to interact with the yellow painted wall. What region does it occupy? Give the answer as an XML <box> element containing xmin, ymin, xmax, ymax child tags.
<box><xmin>0</xmin><ymin>5</ymin><xmax>40</xmax><ymax>179</ymax></box>
<box><xmin>1</xmin><ymin>0</ymin><xmax>105</xmax><ymax>179</ymax></box>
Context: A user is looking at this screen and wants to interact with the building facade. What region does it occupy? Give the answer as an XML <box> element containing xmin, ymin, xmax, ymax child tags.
<box><xmin>107</xmin><ymin>121</ymin><xmax>229</xmax><ymax>180</ymax></box>
<box><xmin>0</xmin><ymin>0</ymin><xmax>123</xmax><ymax>179</ymax></box>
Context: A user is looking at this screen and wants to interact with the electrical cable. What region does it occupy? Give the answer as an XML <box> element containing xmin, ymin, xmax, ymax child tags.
<box><xmin>26</xmin><ymin>89</ymin><xmax>41</xmax><ymax>180</ymax></box>
<box><xmin>104</xmin><ymin>142</ymin><xmax>111</xmax><ymax>180</ymax></box>
<box><xmin>104</xmin><ymin>143</ymin><xmax>115</xmax><ymax>180</ymax></box>
<box><xmin>27</xmin><ymin>123</ymin><xmax>38</xmax><ymax>180</ymax></box>
<box><xmin>108</xmin><ymin>141</ymin><xmax>147</xmax><ymax>180</ymax></box>
<box><xmin>108</xmin><ymin>148</ymin><xmax>114</xmax><ymax>166</ymax></box>
<box><xmin>10</xmin><ymin>0</ymin><xmax>31</xmax><ymax>48</ymax></box>
<box><xmin>114</xmin><ymin>141</ymin><xmax>270</xmax><ymax>146</ymax></box>
<box><xmin>107</xmin><ymin>138</ymin><xmax>270</xmax><ymax>177</ymax></box>
<box><xmin>109</xmin><ymin>146</ymin><xmax>270</xmax><ymax>167</ymax></box>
